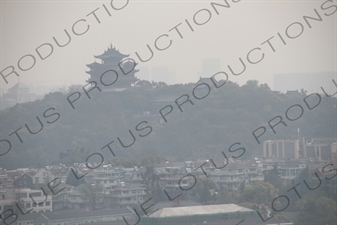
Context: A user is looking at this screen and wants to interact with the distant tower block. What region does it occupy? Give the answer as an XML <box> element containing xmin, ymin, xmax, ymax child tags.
<box><xmin>198</xmin><ymin>58</ymin><xmax>221</xmax><ymax>78</ymax></box>
<box><xmin>263</xmin><ymin>138</ymin><xmax>336</xmax><ymax>161</ymax></box>
<box><xmin>263</xmin><ymin>139</ymin><xmax>305</xmax><ymax>159</ymax></box>
<box><xmin>86</xmin><ymin>45</ymin><xmax>139</xmax><ymax>91</ymax></box>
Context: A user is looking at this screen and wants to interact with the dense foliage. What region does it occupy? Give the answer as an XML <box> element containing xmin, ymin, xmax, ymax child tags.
<box><xmin>0</xmin><ymin>80</ymin><xmax>335</xmax><ymax>169</ymax></box>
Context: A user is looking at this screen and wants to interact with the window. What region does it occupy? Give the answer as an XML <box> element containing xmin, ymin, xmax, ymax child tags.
<box><xmin>26</xmin><ymin>203</ymin><xmax>31</xmax><ymax>208</ymax></box>
<box><xmin>45</xmin><ymin>201</ymin><xmax>50</xmax><ymax>206</ymax></box>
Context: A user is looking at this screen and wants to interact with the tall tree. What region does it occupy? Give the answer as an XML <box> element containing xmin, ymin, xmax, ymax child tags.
<box><xmin>190</xmin><ymin>177</ymin><xmax>217</xmax><ymax>204</ymax></box>
<box><xmin>239</xmin><ymin>181</ymin><xmax>279</xmax><ymax>206</ymax></box>
<box><xmin>294</xmin><ymin>193</ymin><xmax>337</xmax><ymax>225</ymax></box>
<box><xmin>80</xmin><ymin>182</ymin><xmax>103</xmax><ymax>210</ymax></box>
<box><xmin>264</xmin><ymin>164</ymin><xmax>284</xmax><ymax>192</ymax></box>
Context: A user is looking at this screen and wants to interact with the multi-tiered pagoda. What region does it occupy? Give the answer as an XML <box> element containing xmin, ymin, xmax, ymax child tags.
<box><xmin>86</xmin><ymin>45</ymin><xmax>139</xmax><ymax>91</ymax></box>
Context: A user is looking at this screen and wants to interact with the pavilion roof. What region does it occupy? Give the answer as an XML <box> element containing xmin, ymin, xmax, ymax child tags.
<box><xmin>94</xmin><ymin>46</ymin><xmax>129</xmax><ymax>59</ymax></box>
<box><xmin>86</xmin><ymin>62</ymin><xmax>101</xmax><ymax>68</ymax></box>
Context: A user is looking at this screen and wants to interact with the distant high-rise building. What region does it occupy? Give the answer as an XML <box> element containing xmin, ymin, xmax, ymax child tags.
<box><xmin>151</xmin><ymin>66</ymin><xmax>175</xmax><ymax>85</ymax></box>
<box><xmin>273</xmin><ymin>71</ymin><xmax>336</xmax><ymax>94</ymax></box>
<box><xmin>263</xmin><ymin>138</ymin><xmax>337</xmax><ymax>161</ymax></box>
<box><xmin>198</xmin><ymin>58</ymin><xmax>221</xmax><ymax>78</ymax></box>
<box><xmin>0</xmin><ymin>82</ymin><xmax>37</xmax><ymax>111</ymax></box>
<box><xmin>263</xmin><ymin>139</ymin><xmax>304</xmax><ymax>159</ymax></box>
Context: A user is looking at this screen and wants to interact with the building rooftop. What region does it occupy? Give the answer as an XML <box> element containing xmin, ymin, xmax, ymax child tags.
<box><xmin>154</xmin><ymin>200</ymin><xmax>202</xmax><ymax>210</ymax></box>
<box><xmin>17</xmin><ymin>208</ymin><xmax>133</xmax><ymax>222</ymax></box>
<box><xmin>149</xmin><ymin>204</ymin><xmax>253</xmax><ymax>218</ymax></box>
<box><xmin>94</xmin><ymin>45</ymin><xmax>129</xmax><ymax>59</ymax></box>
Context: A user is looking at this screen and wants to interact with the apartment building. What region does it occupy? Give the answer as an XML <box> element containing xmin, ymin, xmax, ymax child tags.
<box><xmin>276</xmin><ymin>161</ymin><xmax>307</xmax><ymax>186</ymax></box>
<box><xmin>32</xmin><ymin>168</ymin><xmax>55</xmax><ymax>184</ymax></box>
<box><xmin>0</xmin><ymin>188</ymin><xmax>52</xmax><ymax>216</ymax></box>
<box><xmin>0</xmin><ymin>170</ymin><xmax>53</xmax><ymax>217</ymax></box>
<box><xmin>263</xmin><ymin>138</ymin><xmax>337</xmax><ymax>161</ymax></box>
<box><xmin>206</xmin><ymin>162</ymin><xmax>264</xmax><ymax>190</ymax></box>
<box><xmin>86</xmin><ymin>166</ymin><xmax>126</xmax><ymax>191</ymax></box>
<box><xmin>106</xmin><ymin>183</ymin><xmax>146</xmax><ymax>207</ymax></box>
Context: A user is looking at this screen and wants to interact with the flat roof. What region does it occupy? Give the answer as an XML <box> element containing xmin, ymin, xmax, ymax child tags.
<box><xmin>149</xmin><ymin>204</ymin><xmax>253</xmax><ymax>218</ymax></box>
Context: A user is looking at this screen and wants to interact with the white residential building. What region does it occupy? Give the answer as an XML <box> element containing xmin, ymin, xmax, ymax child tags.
<box><xmin>0</xmin><ymin>188</ymin><xmax>52</xmax><ymax>215</ymax></box>
<box><xmin>32</xmin><ymin>168</ymin><xmax>55</xmax><ymax>184</ymax></box>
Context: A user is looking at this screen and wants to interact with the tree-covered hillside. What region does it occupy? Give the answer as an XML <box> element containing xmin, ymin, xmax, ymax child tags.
<box><xmin>0</xmin><ymin>80</ymin><xmax>335</xmax><ymax>169</ymax></box>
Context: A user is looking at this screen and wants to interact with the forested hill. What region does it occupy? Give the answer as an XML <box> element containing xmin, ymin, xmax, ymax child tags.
<box><xmin>0</xmin><ymin>80</ymin><xmax>335</xmax><ymax>169</ymax></box>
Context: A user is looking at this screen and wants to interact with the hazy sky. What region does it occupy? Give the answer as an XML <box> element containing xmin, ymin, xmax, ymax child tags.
<box><xmin>0</xmin><ymin>0</ymin><xmax>336</xmax><ymax>92</ymax></box>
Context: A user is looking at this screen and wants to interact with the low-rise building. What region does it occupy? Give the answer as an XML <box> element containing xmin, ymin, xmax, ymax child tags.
<box><xmin>14</xmin><ymin>208</ymin><xmax>134</xmax><ymax>225</ymax></box>
<box><xmin>140</xmin><ymin>204</ymin><xmax>256</xmax><ymax>225</ymax></box>
<box><xmin>0</xmin><ymin>188</ymin><xmax>52</xmax><ymax>216</ymax></box>
<box><xmin>86</xmin><ymin>166</ymin><xmax>126</xmax><ymax>191</ymax></box>
<box><xmin>276</xmin><ymin>161</ymin><xmax>307</xmax><ymax>186</ymax></box>
<box><xmin>105</xmin><ymin>183</ymin><xmax>145</xmax><ymax>207</ymax></box>
<box><xmin>32</xmin><ymin>168</ymin><xmax>55</xmax><ymax>185</ymax></box>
